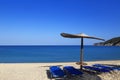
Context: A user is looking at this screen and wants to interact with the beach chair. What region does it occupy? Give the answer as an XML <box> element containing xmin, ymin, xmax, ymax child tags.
<box><xmin>113</xmin><ymin>67</ymin><xmax>120</xmax><ymax>71</ymax></box>
<box><xmin>93</xmin><ymin>64</ymin><xmax>113</xmax><ymax>70</ymax></box>
<box><xmin>63</xmin><ymin>66</ymin><xmax>83</xmax><ymax>76</ymax></box>
<box><xmin>83</xmin><ymin>66</ymin><xmax>110</xmax><ymax>73</ymax></box>
<box><xmin>93</xmin><ymin>64</ymin><xmax>120</xmax><ymax>71</ymax></box>
<box><xmin>49</xmin><ymin>66</ymin><xmax>65</xmax><ymax>79</ymax></box>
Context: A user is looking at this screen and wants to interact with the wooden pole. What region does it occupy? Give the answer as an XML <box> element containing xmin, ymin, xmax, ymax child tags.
<box><xmin>80</xmin><ymin>38</ymin><xmax>83</xmax><ymax>70</ymax></box>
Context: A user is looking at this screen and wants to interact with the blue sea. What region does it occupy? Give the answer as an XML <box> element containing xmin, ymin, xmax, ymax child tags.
<box><xmin>0</xmin><ymin>45</ymin><xmax>120</xmax><ymax>63</ymax></box>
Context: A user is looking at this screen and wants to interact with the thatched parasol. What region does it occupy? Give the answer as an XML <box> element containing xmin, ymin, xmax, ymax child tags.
<box><xmin>61</xmin><ymin>32</ymin><xmax>105</xmax><ymax>70</ymax></box>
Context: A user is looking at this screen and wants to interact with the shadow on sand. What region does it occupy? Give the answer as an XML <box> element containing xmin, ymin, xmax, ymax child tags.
<box><xmin>46</xmin><ymin>70</ymin><xmax>102</xmax><ymax>80</ymax></box>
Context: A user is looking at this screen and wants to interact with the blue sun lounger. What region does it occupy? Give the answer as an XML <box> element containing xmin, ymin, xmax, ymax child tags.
<box><xmin>93</xmin><ymin>64</ymin><xmax>113</xmax><ymax>70</ymax></box>
<box><xmin>63</xmin><ymin>66</ymin><xmax>83</xmax><ymax>76</ymax></box>
<box><xmin>83</xmin><ymin>66</ymin><xmax>110</xmax><ymax>73</ymax></box>
<box><xmin>93</xmin><ymin>64</ymin><xmax>120</xmax><ymax>71</ymax></box>
<box><xmin>49</xmin><ymin>66</ymin><xmax>65</xmax><ymax>79</ymax></box>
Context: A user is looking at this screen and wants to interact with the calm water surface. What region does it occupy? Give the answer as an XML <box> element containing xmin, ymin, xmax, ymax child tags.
<box><xmin>0</xmin><ymin>45</ymin><xmax>120</xmax><ymax>63</ymax></box>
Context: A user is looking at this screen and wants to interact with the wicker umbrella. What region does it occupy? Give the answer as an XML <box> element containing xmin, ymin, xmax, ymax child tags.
<box><xmin>61</xmin><ymin>33</ymin><xmax>105</xmax><ymax>70</ymax></box>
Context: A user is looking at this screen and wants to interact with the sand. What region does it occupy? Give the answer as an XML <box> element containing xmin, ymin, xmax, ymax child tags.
<box><xmin>0</xmin><ymin>60</ymin><xmax>120</xmax><ymax>80</ymax></box>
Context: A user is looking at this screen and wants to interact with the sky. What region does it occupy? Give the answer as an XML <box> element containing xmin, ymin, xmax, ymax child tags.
<box><xmin>0</xmin><ymin>0</ymin><xmax>120</xmax><ymax>45</ymax></box>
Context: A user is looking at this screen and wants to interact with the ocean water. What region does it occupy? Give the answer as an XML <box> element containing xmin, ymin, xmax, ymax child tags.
<box><xmin>0</xmin><ymin>45</ymin><xmax>120</xmax><ymax>63</ymax></box>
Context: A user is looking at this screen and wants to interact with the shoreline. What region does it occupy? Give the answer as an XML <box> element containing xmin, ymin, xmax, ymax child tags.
<box><xmin>1</xmin><ymin>60</ymin><xmax>120</xmax><ymax>64</ymax></box>
<box><xmin>0</xmin><ymin>60</ymin><xmax>120</xmax><ymax>80</ymax></box>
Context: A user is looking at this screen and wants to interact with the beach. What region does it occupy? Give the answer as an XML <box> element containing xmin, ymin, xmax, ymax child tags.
<box><xmin>0</xmin><ymin>60</ymin><xmax>120</xmax><ymax>80</ymax></box>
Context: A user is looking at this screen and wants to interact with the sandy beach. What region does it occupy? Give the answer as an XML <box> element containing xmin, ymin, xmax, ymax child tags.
<box><xmin>0</xmin><ymin>60</ymin><xmax>120</xmax><ymax>80</ymax></box>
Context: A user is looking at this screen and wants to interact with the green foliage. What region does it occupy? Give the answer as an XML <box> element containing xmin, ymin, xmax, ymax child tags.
<box><xmin>104</xmin><ymin>37</ymin><xmax>120</xmax><ymax>45</ymax></box>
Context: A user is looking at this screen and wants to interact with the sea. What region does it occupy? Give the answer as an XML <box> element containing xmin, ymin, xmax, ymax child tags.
<box><xmin>0</xmin><ymin>45</ymin><xmax>120</xmax><ymax>63</ymax></box>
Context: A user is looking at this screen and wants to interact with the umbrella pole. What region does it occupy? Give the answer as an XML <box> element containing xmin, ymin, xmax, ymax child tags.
<box><xmin>80</xmin><ymin>38</ymin><xmax>83</xmax><ymax>70</ymax></box>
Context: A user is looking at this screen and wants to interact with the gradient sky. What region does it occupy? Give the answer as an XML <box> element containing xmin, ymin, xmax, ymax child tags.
<box><xmin>0</xmin><ymin>0</ymin><xmax>120</xmax><ymax>45</ymax></box>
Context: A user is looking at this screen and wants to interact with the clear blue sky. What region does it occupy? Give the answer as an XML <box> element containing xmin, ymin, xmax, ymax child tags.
<box><xmin>0</xmin><ymin>0</ymin><xmax>120</xmax><ymax>45</ymax></box>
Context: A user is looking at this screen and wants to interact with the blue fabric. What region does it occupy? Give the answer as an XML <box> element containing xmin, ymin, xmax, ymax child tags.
<box><xmin>50</xmin><ymin>66</ymin><xmax>65</xmax><ymax>78</ymax></box>
<box><xmin>93</xmin><ymin>64</ymin><xmax>113</xmax><ymax>70</ymax></box>
<box><xmin>63</xmin><ymin>66</ymin><xmax>83</xmax><ymax>75</ymax></box>
<box><xmin>83</xmin><ymin>66</ymin><xmax>110</xmax><ymax>72</ymax></box>
<box><xmin>93</xmin><ymin>64</ymin><xmax>120</xmax><ymax>71</ymax></box>
<box><xmin>112</xmin><ymin>67</ymin><xmax>120</xmax><ymax>70</ymax></box>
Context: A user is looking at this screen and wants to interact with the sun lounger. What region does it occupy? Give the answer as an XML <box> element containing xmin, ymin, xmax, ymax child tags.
<box><xmin>63</xmin><ymin>66</ymin><xmax>83</xmax><ymax>76</ymax></box>
<box><xmin>113</xmin><ymin>67</ymin><xmax>120</xmax><ymax>70</ymax></box>
<box><xmin>93</xmin><ymin>64</ymin><xmax>113</xmax><ymax>70</ymax></box>
<box><xmin>83</xmin><ymin>66</ymin><xmax>110</xmax><ymax>73</ymax></box>
<box><xmin>93</xmin><ymin>64</ymin><xmax>120</xmax><ymax>71</ymax></box>
<box><xmin>49</xmin><ymin>66</ymin><xmax>65</xmax><ymax>79</ymax></box>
